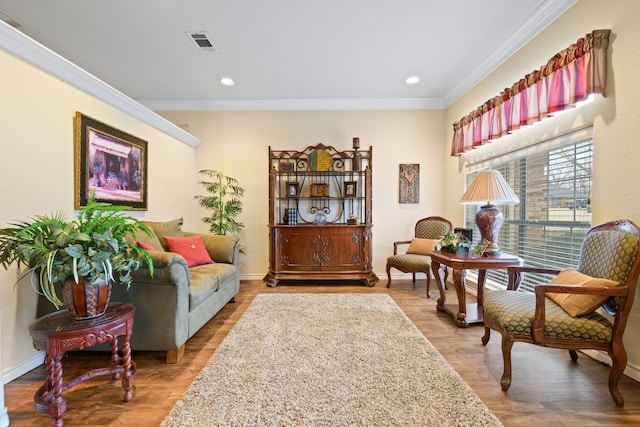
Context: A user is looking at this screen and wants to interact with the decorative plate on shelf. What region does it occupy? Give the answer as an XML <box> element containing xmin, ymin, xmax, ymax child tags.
<box><xmin>310</xmin><ymin>148</ymin><xmax>332</xmax><ymax>171</ymax></box>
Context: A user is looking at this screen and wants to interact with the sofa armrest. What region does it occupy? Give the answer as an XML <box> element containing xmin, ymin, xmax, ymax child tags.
<box><xmin>115</xmin><ymin>250</ymin><xmax>191</xmax><ymax>351</ymax></box>
<box><xmin>131</xmin><ymin>250</ymin><xmax>190</xmax><ymax>285</ymax></box>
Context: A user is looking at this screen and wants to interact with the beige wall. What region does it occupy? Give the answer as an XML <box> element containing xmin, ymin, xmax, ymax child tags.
<box><xmin>0</xmin><ymin>48</ymin><xmax>199</xmax><ymax>381</ymax></box>
<box><xmin>3</xmin><ymin>0</ymin><xmax>640</xmax><ymax>386</ymax></box>
<box><xmin>159</xmin><ymin>110</ymin><xmax>447</xmax><ymax>278</ymax></box>
<box><xmin>444</xmin><ymin>0</ymin><xmax>640</xmax><ymax>375</ymax></box>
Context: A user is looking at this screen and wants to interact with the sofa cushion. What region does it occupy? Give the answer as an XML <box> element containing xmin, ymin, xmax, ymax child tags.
<box><xmin>164</xmin><ymin>235</ymin><xmax>214</xmax><ymax>267</ymax></box>
<box><xmin>198</xmin><ymin>234</ymin><xmax>239</xmax><ymax>264</ymax></box>
<box><xmin>143</xmin><ymin>218</ymin><xmax>186</xmax><ymax>250</ymax></box>
<box><xmin>188</xmin><ymin>263</ymin><xmax>237</xmax><ymax>308</ymax></box>
<box><xmin>132</xmin><ymin>240</ymin><xmax>157</xmax><ymax>251</ymax></box>
<box><xmin>547</xmin><ymin>269</ymin><xmax>620</xmax><ymax>317</ymax></box>
<box><xmin>130</xmin><ymin>228</ymin><xmax>164</xmax><ymax>252</ymax></box>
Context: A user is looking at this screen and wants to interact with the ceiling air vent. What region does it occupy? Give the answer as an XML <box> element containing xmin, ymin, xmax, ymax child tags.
<box><xmin>187</xmin><ymin>31</ymin><xmax>217</xmax><ymax>53</ymax></box>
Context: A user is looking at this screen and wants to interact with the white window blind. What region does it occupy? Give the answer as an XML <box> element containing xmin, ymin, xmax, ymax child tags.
<box><xmin>464</xmin><ymin>130</ymin><xmax>593</xmax><ymax>292</ymax></box>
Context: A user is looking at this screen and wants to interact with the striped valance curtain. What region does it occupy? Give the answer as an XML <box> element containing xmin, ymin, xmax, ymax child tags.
<box><xmin>451</xmin><ymin>29</ymin><xmax>610</xmax><ymax>157</ymax></box>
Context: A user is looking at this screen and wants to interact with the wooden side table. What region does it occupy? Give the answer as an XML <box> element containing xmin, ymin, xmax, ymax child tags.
<box><xmin>431</xmin><ymin>250</ymin><xmax>522</xmax><ymax>327</ymax></box>
<box><xmin>28</xmin><ymin>302</ymin><xmax>136</xmax><ymax>427</ymax></box>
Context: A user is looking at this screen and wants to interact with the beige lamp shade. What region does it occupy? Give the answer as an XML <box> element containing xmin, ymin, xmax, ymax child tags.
<box><xmin>460</xmin><ymin>170</ymin><xmax>519</xmax><ymax>206</ymax></box>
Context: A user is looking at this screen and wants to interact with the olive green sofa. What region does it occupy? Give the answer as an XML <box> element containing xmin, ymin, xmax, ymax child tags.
<box><xmin>37</xmin><ymin>218</ymin><xmax>240</xmax><ymax>363</ymax></box>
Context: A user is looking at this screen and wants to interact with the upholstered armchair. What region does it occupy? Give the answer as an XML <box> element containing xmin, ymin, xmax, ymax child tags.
<box><xmin>386</xmin><ymin>216</ymin><xmax>452</xmax><ymax>297</ymax></box>
<box><xmin>482</xmin><ymin>219</ymin><xmax>640</xmax><ymax>407</ymax></box>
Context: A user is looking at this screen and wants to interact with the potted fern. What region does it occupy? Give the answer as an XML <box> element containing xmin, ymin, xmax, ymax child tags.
<box><xmin>0</xmin><ymin>194</ymin><xmax>154</xmax><ymax>319</ymax></box>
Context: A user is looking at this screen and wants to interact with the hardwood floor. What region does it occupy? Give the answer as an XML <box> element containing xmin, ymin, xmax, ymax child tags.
<box><xmin>5</xmin><ymin>279</ymin><xmax>640</xmax><ymax>426</ymax></box>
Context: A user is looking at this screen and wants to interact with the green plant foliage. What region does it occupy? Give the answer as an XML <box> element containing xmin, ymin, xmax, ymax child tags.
<box><xmin>195</xmin><ymin>169</ymin><xmax>245</xmax><ymax>235</ymax></box>
<box><xmin>0</xmin><ymin>193</ymin><xmax>154</xmax><ymax>308</ymax></box>
<box><xmin>439</xmin><ymin>231</ymin><xmax>471</xmax><ymax>254</ymax></box>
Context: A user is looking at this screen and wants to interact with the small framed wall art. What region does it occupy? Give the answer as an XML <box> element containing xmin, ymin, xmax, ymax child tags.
<box><xmin>286</xmin><ymin>182</ymin><xmax>299</xmax><ymax>197</ymax></box>
<box><xmin>399</xmin><ymin>163</ymin><xmax>419</xmax><ymax>204</ymax></box>
<box><xmin>280</xmin><ymin>162</ymin><xmax>294</xmax><ymax>172</ymax></box>
<box><xmin>344</xmin><ymin>181</ymin><xmax>357</xmax><ymax>197</ymax></box>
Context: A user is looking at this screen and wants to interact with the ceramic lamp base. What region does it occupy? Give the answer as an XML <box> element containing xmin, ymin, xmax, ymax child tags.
<box><xmin>475</xmin><ymin>203</ymin><xmax>504</xmax><ymax>254</ymax></box>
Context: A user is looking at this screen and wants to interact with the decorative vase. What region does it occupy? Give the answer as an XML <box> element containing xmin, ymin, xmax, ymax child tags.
<box><xmin>61</xmin><ymin>278</ymin><xmax>112</xmax><ymax>320</ymax></box>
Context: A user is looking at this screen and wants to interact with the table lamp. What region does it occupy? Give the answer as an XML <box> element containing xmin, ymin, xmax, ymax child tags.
<box><xmin>459</xmin><ymin>170</ymin><xmax>519</xmax><ymax>255</ymax></box>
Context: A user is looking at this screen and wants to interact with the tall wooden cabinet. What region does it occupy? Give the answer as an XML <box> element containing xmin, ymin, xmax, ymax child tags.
<box><xmin>264</xmin><ymin>142</ymin><xmax>378</xmax><ymax>287</ymax></box>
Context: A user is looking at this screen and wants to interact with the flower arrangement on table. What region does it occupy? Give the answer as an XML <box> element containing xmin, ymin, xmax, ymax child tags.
<box><xmin>438</xmin><ymin>231</ymin><xmax>471</xmax><ymax>254</ymax></box>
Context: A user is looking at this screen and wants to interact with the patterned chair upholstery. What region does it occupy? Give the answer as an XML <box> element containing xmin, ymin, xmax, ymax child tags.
<box><xmin>386</xmin><ymin>216</ymin><xmax>452</xmax><ymax>297</ymax></box>
<box><xmin>482</xmin><ymin>219</ymin><xmax>640</xmax><ymax>407</ymax></box>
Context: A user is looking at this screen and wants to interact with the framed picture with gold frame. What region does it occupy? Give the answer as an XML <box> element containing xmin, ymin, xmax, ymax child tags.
<box><xmin>74</xmin><ymin>112</ymin><xmax>148</xmax><ymax>209</ymax></box>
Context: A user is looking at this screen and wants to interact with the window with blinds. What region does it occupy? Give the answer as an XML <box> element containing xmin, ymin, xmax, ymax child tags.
<box><xmin>464</xmin><ymin>134</ymin><xmax>593</xmax><ymax>292</ymax></box>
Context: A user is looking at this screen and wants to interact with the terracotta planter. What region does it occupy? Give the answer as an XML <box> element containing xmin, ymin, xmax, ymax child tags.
<box><xmin>61</xmin><ymin>278</ymin><xmax>112</xmax><ymax>320</ymax></box>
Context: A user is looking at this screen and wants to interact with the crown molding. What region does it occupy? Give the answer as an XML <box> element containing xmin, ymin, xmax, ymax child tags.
<box><xmin>0</xmin><ymin>21</ymin><xmax>201</xmax><ymax>148</ymax></box>
<box><xmin>442</xmin><ymin>0</ymin><xmax>578</xmax><ymax>107</ymax></box>
<box><xmin>1</xmin><ymin>0</ymin><xmax>576</xmax><ymax>117</ymax></box>
<box><xmin>140</xmin><ymin>97</ymin><xmax>446</xmax><ymax>112</ymax></box>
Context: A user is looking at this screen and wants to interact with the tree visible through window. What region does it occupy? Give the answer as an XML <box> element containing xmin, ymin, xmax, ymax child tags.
<box><xmin>465</xmin><ymin>137</ymin><xmax>593</xmax><ymax>292</ymax></box>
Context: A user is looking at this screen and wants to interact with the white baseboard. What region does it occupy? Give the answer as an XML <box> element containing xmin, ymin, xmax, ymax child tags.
<box><xmin>3</xmin><ymin>351</ymin><xmax>44</xmax><ymax>385</ymax></box>
<box><xmin>0</xmin><ymin>407</ymin><xmax>8</xmax><ymax>427</ymax></box>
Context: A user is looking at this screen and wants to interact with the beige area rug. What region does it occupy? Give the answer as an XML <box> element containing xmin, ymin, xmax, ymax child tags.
<box><xmin>162</xmin><ymin>293</ymin><xmax>502</xmax><ymax>426</ymax></box>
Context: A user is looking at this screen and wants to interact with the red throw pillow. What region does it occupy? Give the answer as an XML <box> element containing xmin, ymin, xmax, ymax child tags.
<box><xmin>163</xmin><ymin>235</ymin><xmax>214</xmax><ymax>267</ymax></box>
<box><xmin>132</xmin><ymin>241</ymin><xmax>156</xmax><ymax>251</ymax></box>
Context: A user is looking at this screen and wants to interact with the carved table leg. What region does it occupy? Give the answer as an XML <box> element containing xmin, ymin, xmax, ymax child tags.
<box><xmin>431</xmin><ymin>260</ymin><xmax>446</xmax><ymax>308</ymax></box>
<box><xmin>121</xmin><ymin>335</ymin><xmax>135</xmax><ymax>402</ymax></box>
<box><xmin>452</xmin><ymin>268</ymin><xmax>468</xmax><ymax>327</ymax></box>
<box><xmin>35</xmin><ymin>353</ymin><xmax>67</xmax><ymax>427</ymax></box>
<box><xmin>476</xmin><ymin>269</ymin><xmax>487</xmax><ymax>306</ymax></box>
<box><xmin>111</xmin><ymin>337</ymin><xmax>122</xmax><ymax>380</ymax></box>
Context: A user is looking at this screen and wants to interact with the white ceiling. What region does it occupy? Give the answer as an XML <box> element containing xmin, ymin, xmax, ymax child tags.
<box><xmin>0</xmin><ymin>0</ymin><xmax>576</xmax><ymax>111</ymax></box>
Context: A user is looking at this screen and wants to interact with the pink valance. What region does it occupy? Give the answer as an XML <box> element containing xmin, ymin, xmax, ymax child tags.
<box><xmin>451</xmin><ymin>29</ymin><xmax>610</xmax><ymax>156</ymax></box>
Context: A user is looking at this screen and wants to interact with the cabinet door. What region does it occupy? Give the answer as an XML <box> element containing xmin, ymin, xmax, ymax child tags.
<box><xmin>274</xmin><ymin>227</ymin><xmax>321</xmax><ymax>271</ymax></box>
<box><xmin>320</xmin><ymin>226</ymin><xmax>365</xmax><ymax>272</ymax></box>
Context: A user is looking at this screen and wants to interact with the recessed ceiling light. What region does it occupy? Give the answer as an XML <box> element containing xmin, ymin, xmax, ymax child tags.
<box><xmin>220</xmin><ymin>77</ymin><xmax>235</xmax><ymax>86</ymax></box>
<box><xmin>405</xmin><ymin>76</ymin><xmax>420</xmax><ymax>85</ymax></box>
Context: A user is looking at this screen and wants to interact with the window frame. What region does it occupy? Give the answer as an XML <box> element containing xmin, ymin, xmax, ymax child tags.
<box><xmin>464</xmin><ymin>129</ymin><xmax>593</xmax><ymax>292</ymax></box>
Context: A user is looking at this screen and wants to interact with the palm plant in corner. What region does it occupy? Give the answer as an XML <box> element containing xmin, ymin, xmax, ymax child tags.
<box><xmin>0</xmin><ymin>193</ymin><xmax>154</xmax><ymax>319</ymax></box>
<box><xmin>195</xmin><ymin>169</ymin><xmax>245</xmax><ymax>235</ymax></box>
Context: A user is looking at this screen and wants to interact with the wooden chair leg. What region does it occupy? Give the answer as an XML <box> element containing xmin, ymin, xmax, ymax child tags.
<box><xmin>500</xmin><ymin>333</ymin><xmax>515</xmax><ymax>391</ymax></box>
<box><xmin>569</xmin><ymin>349</ymin><xmax>578</xmax><ymax>361</ymax></box>
<box><xmin>482</xmin><ymin>327</ymin><xmax>491</xmax><ymax>345</ymax></box>
<box><xmin>386</xmin><ymin>264</ymin><xmax>392</xmax><ymax>288</ymax></box>
<box><xmin>609</xmin><ymin>347</ymin><xmax>627</xmax><ymax>407</ymax></box>
<box><xmin>426</xmin><ymin>272</ymin><xmax>431</xmax><ymax>298</ymax></box>
<box><xmin>412</xmin><ymin>272</ymin><xmax>416</xmax><ymax>284</ymax></box>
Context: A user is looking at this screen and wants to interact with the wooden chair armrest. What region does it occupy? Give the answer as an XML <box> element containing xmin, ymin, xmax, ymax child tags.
<box><xmin>531</xmin><ymin>284</ymin><xmax>629</xmax><ymax>343</ymax></box>
<box><xmin>507</xmin><ymin>266</ymin><xmax>563</xmax><ymax>291</ymax></box>
<box><xmin>507</xmin><ymin>266</ymin><xmax>563</xmax><ymax>275</ymax></box>
<box><xmin>537</xmin><ymin>283</ymin><xmax>628</xmax><ymax>297</ymax></box>
<box><xmin>393</xmin><ymin>240</ymin><xmax>412</xmax><ymax>255</ymax></box>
